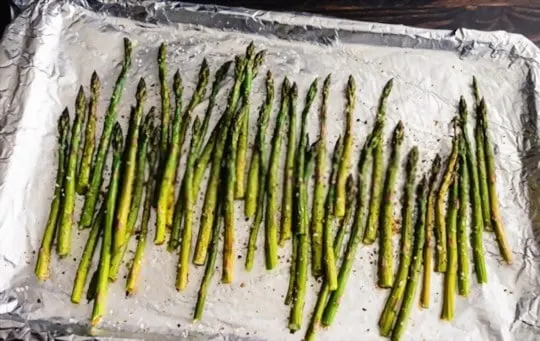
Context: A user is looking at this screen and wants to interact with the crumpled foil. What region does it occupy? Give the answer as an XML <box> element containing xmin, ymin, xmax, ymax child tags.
<box><xmin>1</xmin><ymin>1</ymin><xmax>540</xmax><ymax>340</ymax></box>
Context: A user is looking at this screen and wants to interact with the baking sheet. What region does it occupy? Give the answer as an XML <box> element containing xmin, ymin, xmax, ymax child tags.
<box><xmin>1</xmin><ymin>1</ymin><xmax>540</xmax><ymax>340</ymax></box>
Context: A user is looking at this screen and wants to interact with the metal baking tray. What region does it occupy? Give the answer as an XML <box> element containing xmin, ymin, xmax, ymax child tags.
<box><xmin>1</xmin><ymin>1</ymin><xmax>539</xmax><ymax>340</ymax></box>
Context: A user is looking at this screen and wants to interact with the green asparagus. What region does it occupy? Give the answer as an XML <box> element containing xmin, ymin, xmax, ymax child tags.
<box><xmin>304</xmin><ymin>176</ymin><xmax>356</xmax><ymax>341</ymax></box>
<box><xmin>57</xmin><ymin>88</ymin><xmax>85</xmax><ymax>256</ymax></box>
<box><xmin>323</xmin><ymin>137</ymin><xmax>344</xmax><ymax>291</ymax></box>
<box><xmin>379</xmin><ymin>146</ymin><xmax>418</xmax><ymax>336</ymax></box>
<box><xmin>77</xmin><ymin>72</ymin><xmax>99</xmax><ymax>194</ymax></box>
<box><xmin>420</xmin><ymin>154</ymin><xmax>441</xmax><ymax>308</ymax></box>
<box><xmin>245</xmin><ymin>71</ymin><xmax>275</xmax><ymax>271</ymax></box>
<box><xmin>472</xmin><ymin>77</ymin><xmax>492</xmax><ymax>232</ymax></box>
<box><xmin>245</xmin><ymin>71</ymin><xmax>275</xmax><ymax>219</ymax></box>
<box><xmin>288</xmin><ymin>139</ymin><xmax>317</xmax><ymax>331</ymax></box>
<box><xmin>193</xmin><ymin>201</ymin><xmax>224</xmax><ymax>321</ymax></box>
<box><xmin>35</xmin><ymin>110</ymin><xmax>70</xmax><ymax>280</ymax></box>
<box><xmin>166</xmin><ymin>60</ymin><xmax>210</xmax><ymax>250</ymax></box>
<box><xmin>114</xmin><ymin>78</ymin><xmax>147</xmax><ymax>254</ymax></box>
<box><xmin>109</xmin><ymin>107</ymin><xmax>154</xmax><ymax>281</ymax></box>
<box><xmin>457</xmin><ymin>134</ymin><xmax>470</xmax><ymax>296</ymax></box>
<box><xmin>234</xmin><ymin>43</ymin><xmax>257</xmax><ymax>199</ymax></box>
<box><xmin>322</xmin><ymin>132</ymin><xmax>380</xmax><ymax>326</ymax></box>
<box><xmin>223</xmin><ymin>109</ymin><xmax>247</xmax><ymax>283</ymax></box>
<box><xmin>479</xmin><ymin>98</ymin><xmax>512</xmax><ymax>263</ymax></box>
<box><xmin>391</xmin><ymin>176</ymin><xmax>428</xmax><ymax>341</ymax></box>
<box><xmin>435</xmin><ymin>123</ymin><xmax>459</xmax><ymax>273</ymax></box>
<box><xmin>193</xmin><ymin>55</ymin><xmax>247</xmax><ymax>265</ymax></box>
<box><xmin>158</xmin><ymin>42</ymin><xmax>171</xmax><ymax>156</ymax></box>
<box><xmin>126</xmin><ymin>129</ymin><xmax>159</xmax><ymax>296</ymax></box>
<box><xmin>279</xmin><ymin>83</ymin><xmax>298</xmax><ymax>245</ymax></box>
<box><xmin>442</xmin><ymin>173</ymin><xmax>458</xmax><ymax>320</ymax></box>
<box><xmin>195</xmin><ymin>61</ymin><xmax>233</xmax><ymax>155</ymax></box>
<box><xmin>363</xmin><ymin>79</ymin><xmax>394</xmax><ymax>244</ymax></box>
<box><xmin>311</xmin><ymin>74</ymin><xmax>331</xmax><ymax>277</ymax></box>
<box><xmin>459</xmin><ymin>96</ymin><xmax>487</xmax><ymax>283</ymax></box>
<box><xmin>378</xmin><ymin>121</ymin><xmax>405</xmax><ymax>288</ymax></box>
<box><xmin>335</xmin><ymin>75</ymin><xmax>356</xmax><ymax>218</ymax></box>
<box><xmin>156</xmin><ymin>71</ymin><xmax>183</xmax><ymax>245</ymax></box>
<box><xmin>91</xmin><ymin>123</ymin><xmax>123</xmax><ymax>326</ymax></box>
<box><xmin>71</xmin><ymin>204</ymin><xmax>104</xmax><ymax>303</ymax></box>
<box><xmin>80</xmin><ymin>38</ymin><xmax>132</xmax><ymax>227</ymax></box>
<box><xmin>175</xmin><ymin>118</ymin><xmax>202</xmax><ymax>291</ymax></box>
<box><xmin>264</xmin><ymin>77</ymin><xmax>291</xmax><ymax>270</ymax></box>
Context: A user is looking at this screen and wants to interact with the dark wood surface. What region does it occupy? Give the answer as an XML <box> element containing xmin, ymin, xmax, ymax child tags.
<box><xmin>2</xmin><ymin>1</ymin><xmax>539</xmax><ymax>45</ymax></box>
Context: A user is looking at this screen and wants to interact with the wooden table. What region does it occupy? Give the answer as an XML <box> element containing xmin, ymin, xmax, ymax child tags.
<box><xmin>2</xmin><ymin>1</ymin><xmax>539</xmax><ymax>45</ymax></box>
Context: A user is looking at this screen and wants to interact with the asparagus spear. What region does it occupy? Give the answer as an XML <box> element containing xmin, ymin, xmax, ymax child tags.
<box><xmin>459</xmin><ymin>96</ymin><xmax>487</xmax><ymax>283</ymax></box>
<box><xmin>363</xmin><ymin>79</ymin><xmax>394</xmax><ymax>244</ymax></box>
<box><xmin>335</xmin><ymin>75</ymin><xmax>356</xmax><ymax>218</ymax></box>
<box><xmin>57</xmin><ymin>88</ymin><xmax>85</xmax><ymax>256</ymax></box>
<box><xmin>193</xmin><ymin>56</ymin><xmax>247</xmax><ymax>265</ymax></box>
<box><xmin>192</xmin><ymin>51</ymin><xmax>264</xmax><ymax>193</ymax></box>
<box><xmin>390</xmin><ymin>176</ymin><xmax>428</xmax><ymax>341</ymax></box>
<box><xmin>192</xmin><ymin>50</ymin><xmax>265</xmax><ymax>194</ymax></box>
<box><xmin>175</xmin><ymin>119</ymin><xmax>202</xmax><ymax>291</ymax></box>
<box><xmin>420</xmin><ymin>154</ymin><xmax>441</xmax><ymax>308</ymax></box>
<box><xmin>245</xmin><ymin>71</ymin><xmax>275</xmax><ymax>218</ymax></box>
<box><xmin>479</xmin><ymin>98</ymin><xmax>512</xmax><ymax>263</ymax></box>
<box><xmin>109</xmin><ymin>108</ymin><xmax>154</xmax><ymax>281</ymax></box>
<box><xmin>223</xmin><ymin>108</ymin><xmax>247</xmax><ymax>283</ymax></box>
<box><xmin>472</xmin><ymin>77</ymin><xmax>492</xmax><ymax>232</ymax></box>
<box><xmin>126</xmin><ymin>109</ymin><xmax>155</xmax><ymax>235</ymax></box>
<box><xmin>323</xmin><ymin>137</ymin><xmax>344</xmax><ymax>291</ymax></box>
<box><xmin>170</xmin><ymin>61</ymin><xmax>233</xmax><ymax>254</ymax></box>
<box><xmin>77</xmin><ymin>72</ymin><xmax>100</xmax><ymax>194</ymax></box>
<box><xmin>71</xmin><ymin>204</ymin><xmax>104</xmax><ymax>303</ymax></box>
<box><xmin>285</xmin><ymin>134</ymin><xmax>312</xmax><ymax>304</ymax></box>
<box><xmin>234</xmin><ymin>43</ymin><xmax>257</xmax><ymax>199</ymax></box>
<box><xmin>126</xmin><ymin>129</ymin><xmax>159</xmax><ymax>296</ymax></box>
<box><xmin>158</xmin><ymin>42</ymin><xmax>171</xmax><ymax>157</ymax></box>
<box><xmin>35</xmin><ymin>110</ymin><xmax>70</xmax><ymax>280</ymax></box>
<box><xmin>442</xmin><ymin>173</ymin><xmax>459</xmax><ymax>320</ymax></box>
<box><xmin>91</xmin><ymin>123</ymin><xmax>123</xmax><ymax>326</ymax></box>
<box><xmin>155</xmin><ymin>71</ymin><xmax>183</xmax><ymax>245</ymax></box>
<box><xmin>457</xmin><ymin>135</ymin><xmax>470</xmax><ymax>296</ymax></box>
<box><xmin>166</xmin><ymin>61</ymin><xmax>210</xmax><ymax>250</ymax></box>
<box><xmin>279</xmin><ymin>83</ymin><xmax>298</xmax><ymax>245</ymax></box>
<box><xmin>195</xmin><ymin>61</ymin><xmax>233</xmax><ymax>155</ymax></box>
<box><xmin>435</xmin><ymin>123</ymin><xmax>459</xmax><ymax>273</ymax></box>
<box><xmin>193</xmin><ymin>201</ymin><xmax>224</xmax><ymax>321</ymax></box>
<box><xmin>283</xmin><ymin>80</ymin><xmax>318</xmax><ymax>294</ymax></box>
<box><xmin>288</xmin><ymin>139</ymin><xmax>317</xmax><ymax>331</ymax></box>
<box><xmin>378</xmin><ymin>121</ymin><xmax>405</xmax><ymax>288</ymax></box>
<box><xmin>245</xmin><ymin>72</ymin><xmax>275</xmax><ymax>271</ymax></box>
<box><xmin>264</xmin><ymin>77</ymin><xmax>291</xmax><ymax>270</ymax></box>
<box><xmin>304</xmin><ymin>176</ymin><xmax>356</xmax><ymax>341</ymax></box>
<box><xmin>322</xmin><ymin>132</ymin><xmax>380</xmax><ymax>326</ymax></box>
<box><xmin>165</xmin><ymin>61</ymin><xmax>209</xmax><ymax>232</ymax></box>
<box><xmin>80</xmin><ymin>38</ymin><xmax>132</xmax><ymax>227</ymax></box>
<box><xmin>379</xmin><ymin>146</ymin><xmax>418</xmax><ymax>336</ymax></box>
<box><xmin>114</xmin><ymin>78</ymin><xmax>147</xmax><ymax>254</ymax></box>
<box><xmin>311</xmin><ymin>74</ymin><xmax>331</xmax><ymax>277</ymax></box>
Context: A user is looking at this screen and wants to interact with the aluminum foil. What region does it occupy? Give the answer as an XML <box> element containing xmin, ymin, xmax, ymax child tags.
<box><xmin>1</xmin><ymin>1</ymin><xmax>540</xmax><ymax>340</ymax></box>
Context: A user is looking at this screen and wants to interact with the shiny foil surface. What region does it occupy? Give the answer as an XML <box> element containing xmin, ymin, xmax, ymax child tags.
<box><xmin>1</xmin><ymin>1</ymin><xmax>540</xmax><ymax>340</ymax></box>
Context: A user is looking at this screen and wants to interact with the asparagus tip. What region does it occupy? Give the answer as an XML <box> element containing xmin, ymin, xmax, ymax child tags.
<box><xmin>59</xmin><ymin>109</ymin><xmax>69</xmax><ymax>130</ymax></box>
<box><xmin>112</xmin><ymin>123</ymin><xmax>123</xmax><ymax>151</ymax></box>
<box><xmin>173</xmin><ymin>71</ymin><xmax>182</xmax><ymax>96</ymax></box>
